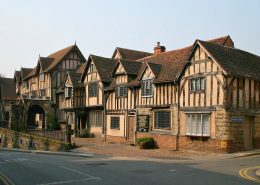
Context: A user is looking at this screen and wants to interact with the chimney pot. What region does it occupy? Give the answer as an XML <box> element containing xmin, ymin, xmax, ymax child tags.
<box><xmin>154</xmin><ymin>42</ymin><xmax>165</xmax><ymax>55</ymax></box>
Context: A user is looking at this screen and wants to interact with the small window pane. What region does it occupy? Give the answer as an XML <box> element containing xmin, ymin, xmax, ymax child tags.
<box><xmin>111</xmin><ymin>117</ymin><xmax>120</xmax><ymax>129</ymax></box>
<box><xmin>154</xmin><ymin>111</ymin><xmax>171</xmax><ymax>129</ymax></box>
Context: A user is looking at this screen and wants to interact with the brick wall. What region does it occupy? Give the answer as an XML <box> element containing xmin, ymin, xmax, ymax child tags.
<box><xmin>106</xmin><ymin>135</ymin><xmax>126</xmax><ymax>143</ymax></box>
<box><xmin>137</xmin><ymin>132</ymin><xmax>177</xmax><ymax>150</ymax></box>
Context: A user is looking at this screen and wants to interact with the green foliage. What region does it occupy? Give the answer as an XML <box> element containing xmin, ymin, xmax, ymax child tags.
<box><xmin>12</xmin><ymin>132</ymin><xmax>20</xmax><ymax>148</ymax></box>
<box><xmin>77</xmin><ymin>128</ymin><xmax>93</xmax><ymax>138</ymax></box>
<box><xmin>137</xmin><ymin>137</ymin><xmax>156</xmax><ymax>149</ymax></box>
<box><xmin>46</xmin><ymin>114</ymin><xmax>60</xmax><ymax>130</ymax></box>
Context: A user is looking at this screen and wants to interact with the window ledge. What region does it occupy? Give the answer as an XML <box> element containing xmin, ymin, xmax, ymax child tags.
<box><xmin>186</xmin><ymin>135</ymin><xmax>210</xmax><ymax>140</ymax></box>
<box><xmin>150</xmin><ymin>130</ymin><xmax>175</xmax><ymax>135</ymax></box>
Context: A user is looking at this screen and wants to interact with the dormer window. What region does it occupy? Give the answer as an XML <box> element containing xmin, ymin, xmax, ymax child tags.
<box><xmin>88</xmin><ymin>64</ymin><xmax>97</xmax><ymax>74</ymax></box>
<box><xmin>141</xmin><ymin>79</ymin><xmax>153</xmax><ymax>97</ymax></box>
<box><xmin>190</xmin><ymin>77</ymin><xmax>205</xmax><ymax>92</ymax></box>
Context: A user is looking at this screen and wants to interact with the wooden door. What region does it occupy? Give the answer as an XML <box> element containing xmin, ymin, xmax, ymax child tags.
<box><xmin>244</xmin><ymin>116</ymin><xmax>253</xmax><ymax>150</ymax></box>
<box><xmin>128</xmin><ymin>116</ymin><xmax>135</xmax><ymax>142</ymax></box>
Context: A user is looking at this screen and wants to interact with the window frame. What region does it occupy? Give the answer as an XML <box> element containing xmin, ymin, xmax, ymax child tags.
<box><xmin>186</xmin><ymin>113</ymin><xmax>210</xmax><ymax>137</ymax></box>
<box><xmin>189</xmin><ymin>77</ymin><xmax>205</xmax><ymax>92</ymax></box>
<box><xmin>39</xmin><ymin>74</ymin><xmax>45</xmax><ymax>81</ymax></box>
<box><xmin>88</xmin><ymin>82</ymin><xmax>98</xmax><ymax>97</ymax></box>
<box><xmin>65</xmin><ymin>87</ymin><xmax>72</xmax><ymax>98</ymax></box>
<box><xmin>116</xmin><ymin>85</ymin><xmax>128</xmax><ymax>98</ymax></box>
<box><xmin>141</xmin><ymin>78</ymin><xmax>153</xmax><ymax>97</ymax></box>
<box><xmin>154</xmin><ymin>110</ymin><xmax>171</xmax><ymax>129</ymax></box>
<box><xmin>88</xmin><ymin>63</ymin><xmax>97</xmax><ymax>74</ymax></box>
<box><xmin>110</xmin><ymin>116</ymin><xmax>120</xmax><ymax>130</ymax></box>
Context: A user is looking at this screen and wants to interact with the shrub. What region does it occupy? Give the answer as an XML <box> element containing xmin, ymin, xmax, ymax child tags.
<box><xmin>46</xmin><ymin>114</ymin><xmax>60</xmax><ymax>130</ymax></box>
<box><xmin>78</xmin><ymin>128</ymin><xmax>94</xmax><ymax>138</ymax></box>
<box><xmin>137</xmin><ymin>137</ymin><xmax>156</xmax><ymax>149</ymax></box>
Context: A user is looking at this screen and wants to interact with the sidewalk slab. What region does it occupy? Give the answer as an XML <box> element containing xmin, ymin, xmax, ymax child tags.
<box><xmin>0</xmin><ymin>148</ymin><xmax>94</xmax><ymax>158</ymax></box>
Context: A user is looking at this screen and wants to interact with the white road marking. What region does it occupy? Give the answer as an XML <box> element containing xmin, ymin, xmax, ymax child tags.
<box><xmin>36</xmin><ymin>177</ymin><xmax>98</xmax><ymax>185</ymax></box>
<box><xmin>58</xmin><ymin>166</ymin><xmax>101</xmax><ymax>180</ymax></box>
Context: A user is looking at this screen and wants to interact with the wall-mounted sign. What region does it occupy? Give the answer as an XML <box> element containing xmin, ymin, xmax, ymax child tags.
<box><xmin>137</xmin><ymin>115</ymin><xmax>149</xmax><ymax>132</ymax></box>
<box><xmin>231</xmin><ymin>117</ymin><xmax>243</xmax><ymax>123</ymax></box>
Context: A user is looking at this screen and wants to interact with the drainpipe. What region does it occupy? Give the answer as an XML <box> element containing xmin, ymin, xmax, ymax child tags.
<box><xmin>103</xmin><ymin>88</ymin><xmax>108</xmax><ymax>142</ymax></box>
<box><xmin>176</xmin><ymin>81</ymin><xmax>180</xmax><ymax>151</ymax></box>
<box><xmin>132</xmin><ymin>87</ymin><xmax>137</xmax><ymax>146</ymax></box>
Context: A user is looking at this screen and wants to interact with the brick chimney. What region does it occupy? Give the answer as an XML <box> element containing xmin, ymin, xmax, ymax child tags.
<box><xmin>154</xmin><ymin>42</ymin><xmax>166</xmax><ymax>54</ymax></box>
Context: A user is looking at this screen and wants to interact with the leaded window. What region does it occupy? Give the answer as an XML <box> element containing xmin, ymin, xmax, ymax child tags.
<box><xmin>190</xmin><ymin>78</ymin><xmax>205</xmax><ymax>91</ymax></box>
<box><xmin>110</xmin><ymin>116</ymin><xmax>120</xmax><ymax>129</ymax></box>
<box><xmin>186</xmin><ymin>113</ymin><xmax>210</xmax><ymax>136</ymax></box>
<box><xmin>116</xmin><ymin>86</ymin><xmax>127</xmax><ymax>97</ymax></box>
<box><xmin>154</xmin><ymin>111</ymin><xmax>171</xmax><ymax>129</ymax></box>
<box><xmin>141</xmin><ymin>79</ymin><xmax>153</xmax><ymax>96</ymax></box>
<box><xmin>65</xmin><ymin>87</ymin><xmax>72</xmax><ymax>98</ymax></box>
<box><xmin>88</xmin><ymin>83</ymin><xmax>97</xmax><ymax>97</ymax></box>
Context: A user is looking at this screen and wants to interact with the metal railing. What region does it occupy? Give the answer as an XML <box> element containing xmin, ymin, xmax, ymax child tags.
<box><xmin>25</xmin><ymin>129</ymin><xmax>69</xmax><ymax>142</ymax></box>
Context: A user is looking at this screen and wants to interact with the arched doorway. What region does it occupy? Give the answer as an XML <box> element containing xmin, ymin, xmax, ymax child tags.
<box><xmin>27</xmin><ymin>105</ymin><xmax>45</xmax><ymax>129</ymax></box>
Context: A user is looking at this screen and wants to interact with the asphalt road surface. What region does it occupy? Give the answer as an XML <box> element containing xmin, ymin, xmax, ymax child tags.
<box><xmin>0</xmin><ymin>151</ymin><xmax>259</xmax><ymax>185</ymax></box>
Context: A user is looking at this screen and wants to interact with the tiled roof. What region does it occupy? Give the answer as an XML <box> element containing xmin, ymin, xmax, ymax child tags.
<box><xmin>68</xmin><ymin>71</ymin><xmax>84</xmax><ymax>88</ymax></box>
<box><xmin>39</xmin><ymin>57</ymin><xmax>54</xmax><ymax>72</ymax></box>
<box><xmin>119</xmin><ymin>59</ymin><xmax>143</xmax><ymax>75</ymax></box>
<box><xmin>198</xmin><ymin>40</ymin><xmax>260</xmax><ymax>81</ymax></box>
<box><xmin>44</xmin><ymin>45</ymin><xmax>77</xmax><ymax>72</ymax></box>
<box><xmin>112</xmin><ymin>47</ymin><xmax>152</xmax><ymax>60</ymax></box>
<box><xmin>105</xmin><ymin>60</ymin><xmax>143</xmax><ymax>91</ymax></box>
<box><xmin>21</xmin><ymin>68</ymin><xmax>33</xmax><ymax>80</ymax></box>
<box><xmin>82</xmin><ymin>55</ymin><xmax>117</xmax><ymax>83</ymax></box>
<box><xmin>0</xmin><ymin>77</ymin><xmax>17</xmax><ymax>101</ymax></box>
<box><xmin>137</xmin><ymin>35</ymin><xmax>233</xmax><ymax>83</ymax></box>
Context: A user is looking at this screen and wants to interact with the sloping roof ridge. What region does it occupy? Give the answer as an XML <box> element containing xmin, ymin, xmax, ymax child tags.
<box><xmin>116</xmin><ymin>47</ymin><xmax>152</xmax><ymax>54</ymax></box>
<box><xmin>198</xmin><ymin>39</ymin><xmax>260</xmax><ymax>58</ymax></box>
<box><xmin>47</xmin><ymin>44</ymin><xmax>75</xmax><ymax>58</ymax></box>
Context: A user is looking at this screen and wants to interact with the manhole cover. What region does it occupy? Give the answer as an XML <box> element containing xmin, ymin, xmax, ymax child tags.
<box><xmin>85</xmin><ymin>162</ymin><xmax>108</xmax><ymax>166</ymax></box>
<box><xmin>131</xmin><ymin>170</ymin><xmax>154</xmax><ymax>174</ymax></box>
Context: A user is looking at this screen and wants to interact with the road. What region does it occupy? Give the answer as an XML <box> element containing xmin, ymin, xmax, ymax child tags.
<box><xmin>0</xmin><ymin>150</ymin><xmax>259</xmax><ymax>185</ymax></box>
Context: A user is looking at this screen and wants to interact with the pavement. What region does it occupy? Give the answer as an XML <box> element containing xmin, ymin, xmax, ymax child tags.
<box><xmin>1</xmin><ymin>137</ymin><xmax>260</xmax><ymax>161</ymax></box>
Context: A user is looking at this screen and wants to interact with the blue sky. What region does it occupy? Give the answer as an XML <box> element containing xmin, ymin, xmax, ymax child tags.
<box><xmin>0</xmin><ymin>0</ymin><xmax>260</xmax><ymax>78</ymax></box>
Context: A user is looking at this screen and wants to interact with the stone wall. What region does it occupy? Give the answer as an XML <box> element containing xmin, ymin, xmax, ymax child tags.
<box><xmin>0</xmin><ymin>128</ymin><xmax>70</xmax><ymax>152</ymax></box>
<box><xmin>254</xmin><ymin>115</ymin><xmax>260</xmax><ymax>148</ymax></box>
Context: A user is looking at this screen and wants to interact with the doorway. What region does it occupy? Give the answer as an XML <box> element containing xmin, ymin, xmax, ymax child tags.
<box><xmin>127</xmin><ymin>116</ymin><xmax>135</xmax><ymax>142</ymax></box>
<box><xmin>244</xmin><ymin>116</ymin><xmax>253</xmax><ymax>150</ymax></box>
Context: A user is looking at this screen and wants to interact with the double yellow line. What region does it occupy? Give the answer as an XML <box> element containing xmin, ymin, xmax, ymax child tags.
<box><xmin>0</xmin><ymin>172</ymin><xmax>15</xmax><ymax>185</ymax></box>
<box><xmin>239</xmin><ymin>166</ymin><xmax>260</xmax><ymax>183</ymax></box>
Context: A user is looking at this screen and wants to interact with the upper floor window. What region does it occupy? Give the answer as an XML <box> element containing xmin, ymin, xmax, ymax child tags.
<box><xmin>141</xmin><ymin>79</ymin><xmax>153</xmax><ymax>97</ymax></box>
<box><xmin>154</xmin><ymin>111</ymin><xmax>171</xmax><ymax>129</ymax></box>
<box><xmin>88</xmin><ymin>82</ymin><xmax>97</xmax><ymax>97</ymax></box>
<box><xmin>190</xmin><ymin>77</ymin><xmax>205</xmax><ymax>92</ymax></box>
<box><xmin>88</xmin><ymin>64</ymin><xmax>97</xmax><ymax>74</ymax></box>
<box><xmin>116</xmin><ymin>85</ymin><xmax>127</xmax><ymax>97</ymax></box>
<box><xmin>65</xmin><ymin>87</ymin><xmax>72</xmax><ymax>98</ymax></box>
<box><xmin>186</xmin><ymin>113</ymin><xmax>210</xmax><ymax>137</ymax></box>
<box><xmin>39</xmin><ymin>74</ymin><xmax>44</xmax><ymax>81</ymax></box>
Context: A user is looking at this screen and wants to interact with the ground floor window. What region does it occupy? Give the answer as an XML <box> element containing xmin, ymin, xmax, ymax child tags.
<box><xmin>186</xmin><ymin>113</ymin><xmax>210</xmax><ymax>136</ymax></box>
<box><xmin>154</xmin><ymin>111</ymin><xmax>171</xmax><ymax>129</ymax></box>
<box><xmin>110</xmin><ymin>116</ymin><xmax>120</xmax><ymax>129</ymax></box>
<box><xmin>89</xmin><ymin>111</ymin><xmax>102</xmax><ymax>127</ymax></box>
